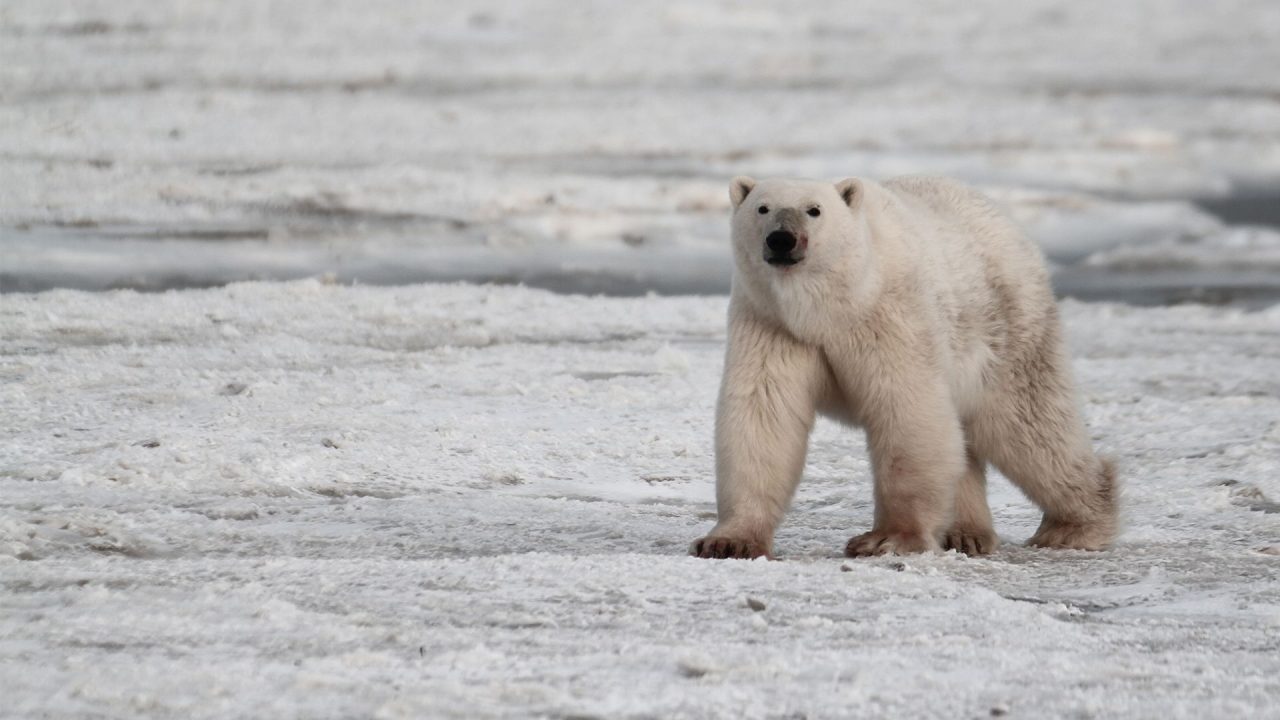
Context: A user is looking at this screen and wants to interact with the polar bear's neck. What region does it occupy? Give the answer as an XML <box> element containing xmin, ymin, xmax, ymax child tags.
<box><xmin>738</xmin><ymin>231</ymin><xmax>884</xmax><ymax>346</ymax></box>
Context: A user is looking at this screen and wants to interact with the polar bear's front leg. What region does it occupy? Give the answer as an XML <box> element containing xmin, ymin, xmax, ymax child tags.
<box><xmin>691</xmin><ymin>308</ymin><xmax>825</xmax><ymax>560</ymax></box>
<box><xmin>845</xmin><ymin>376</ymin><xmax>966</xmax><ymax>557</ymax></box>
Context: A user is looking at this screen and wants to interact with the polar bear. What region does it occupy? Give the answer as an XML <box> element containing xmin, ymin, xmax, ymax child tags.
<box><xmin>691</xmin><ymin>175</ymin><xmax>1117</xmax><ymax>559</ymax></box>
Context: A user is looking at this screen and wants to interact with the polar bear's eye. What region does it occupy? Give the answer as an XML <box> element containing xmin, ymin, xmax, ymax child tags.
<box><xmin>807</xmin><ymin>207</ymin><xmax>821</xmax><ymax>218</ymax></box>
<box><xmin>757</xmin><ymin>205</ymin><xmax>769</xmax><ymax>214</ymax></box>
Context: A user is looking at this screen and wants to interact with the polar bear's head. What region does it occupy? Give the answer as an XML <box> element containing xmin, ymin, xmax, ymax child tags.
<box><xmin>727</xmin><ymin>176</ymin><xmax>864</xmax><ymax>276</ymax></box>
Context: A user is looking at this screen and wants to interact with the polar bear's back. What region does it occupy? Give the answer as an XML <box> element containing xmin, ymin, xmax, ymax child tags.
<box><xmin>878</xmin><ymin>174</ymin><xmax>1060</xmax><ymax>376</ymax></box>
<box><xmin>882</xmin><ymin>176</ymin><xmax>1034</xmax><ymax>256</ymax></box>
<box><xmin>881</xmin><ymin>174</ymin><xmax>1052</xmax><ymax>299</ymax></box>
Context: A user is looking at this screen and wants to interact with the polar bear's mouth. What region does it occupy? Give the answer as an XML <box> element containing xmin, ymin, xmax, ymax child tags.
<box><xmin>765</xmin><ymin>254</ymin><xmax>803</xmax><ymax>267</ymax></box>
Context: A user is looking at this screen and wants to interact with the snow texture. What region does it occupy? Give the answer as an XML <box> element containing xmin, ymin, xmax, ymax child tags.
<box><xmin>4</xmin><ymin>1</ymin><xmax>1280</xmax><ymax>717</ymax></box>
<box><xmin>4</xmin><ymin>0</ymin><xmax>1280</xmax><ymax>298</ymax></box>
<box><xmin>2</xmin><ymin>281</ymin><xmax>1279</xmax><ymax>718</ymax></box>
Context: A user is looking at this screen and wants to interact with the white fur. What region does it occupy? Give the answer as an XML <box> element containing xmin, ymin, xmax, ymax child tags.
<box><xmin>692</xmin><ymin>176</ymin><xmax>1118</xmax><ymax>560</ymax></box>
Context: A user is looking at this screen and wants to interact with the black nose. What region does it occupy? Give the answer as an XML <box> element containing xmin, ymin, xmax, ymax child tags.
<box><xmin>766</xmin><ymin>231</ymin><xmax>796</xmax><ymax>254</ymax></box>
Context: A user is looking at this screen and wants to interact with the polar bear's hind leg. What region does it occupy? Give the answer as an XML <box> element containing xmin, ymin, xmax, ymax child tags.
<box><xmin>943</xmin><ymin>447</ymin><xmax>999</xmax><ymax>556</ymax></box>
<box><xmin>970</xmin><ymin>329</ymin><xmax>1118</xmax><ymax>551</ymax></box>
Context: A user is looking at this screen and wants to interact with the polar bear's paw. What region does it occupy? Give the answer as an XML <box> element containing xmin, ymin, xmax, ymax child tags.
<box><xmin>844</xmin><ymin>530</ymin><xmax>937</xmax><ymax>557</ymax></box>
<box><xmin>1027</xmin><ymin>517</ymin><xmax>1114</xmax><ymax>551</ymax></box>
<box><xmin>690</xmin><ymin>536</ymin><xmax>770</xmax><ymax>560</ymax></box>
<box><xmin>943</xmin><ymin>527</ymin><xmax>999</xmax><ymax>556</ymax></box>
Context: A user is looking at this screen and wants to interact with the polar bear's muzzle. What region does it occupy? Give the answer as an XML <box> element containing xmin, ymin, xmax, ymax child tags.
<box><xmin>764</xmin><ymin>230</ymin><xmax>806</xmax><ymax>266</ymax></box>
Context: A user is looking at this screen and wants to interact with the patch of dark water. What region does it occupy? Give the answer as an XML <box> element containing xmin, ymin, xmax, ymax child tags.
<box><xmin>1194</xmin><ymin>192</ymin><xmax>1280</xmax><ymax>229</ymax></box>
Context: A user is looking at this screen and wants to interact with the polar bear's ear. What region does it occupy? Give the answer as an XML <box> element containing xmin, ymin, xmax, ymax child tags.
<box><xmin>729</xmin><ymin>176</ymin><xmax>756</xmax><ymax>209</ymax></box>
<box><xmin>835</xmin><ymin>178</ymin><xmax>863</xmax><ymax>209</ymax></box>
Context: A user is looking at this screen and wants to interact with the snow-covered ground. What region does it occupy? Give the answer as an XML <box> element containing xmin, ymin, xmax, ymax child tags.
<box><xmin>4</xmin><ymin>1</ymin><xmax>1280</xmax><ymax>717</ymax></box>
<box><xmin>4</xmin><ymin>0</ymin><xmax>1280</xmax><ymax>298</ymax></box>
<box><xmin>2</xmin><ymin>281</ymin><xmax>1279</xmax><ymax>718</ymax></box>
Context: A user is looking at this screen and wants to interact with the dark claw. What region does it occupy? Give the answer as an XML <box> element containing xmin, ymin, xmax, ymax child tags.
<box><xmin>691</xmin><ymin>536</ymin><xmax>767</xmax><ymax>560</ymax></box>
<box><xmin>943</xmin><ymin>531</ymin><xmax>995</xmax><ymax>557</ymax></box>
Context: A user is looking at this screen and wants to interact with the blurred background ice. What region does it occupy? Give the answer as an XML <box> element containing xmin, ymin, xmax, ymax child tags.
<box><xmin>3</xmin><ymin>0</ymin><xmax>1280</xmax><ymax>304</ymax></box>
